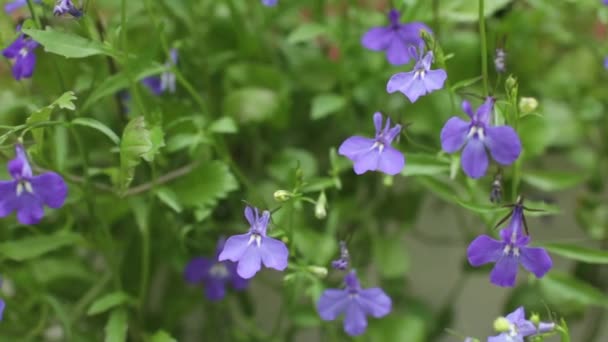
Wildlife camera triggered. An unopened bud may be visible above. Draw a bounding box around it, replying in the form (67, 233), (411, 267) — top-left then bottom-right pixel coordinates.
(530, 313), (541, 326)
(315, 192), (327, 219)
(505, 75), (517, 89)
(493, 317), (511, 333)
(307, 266), (328, 278)
(273, 190), (293, 202)
(519, 97), (538, 114)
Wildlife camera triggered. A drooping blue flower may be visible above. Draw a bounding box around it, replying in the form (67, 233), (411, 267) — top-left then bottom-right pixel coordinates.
(331, 241), (350, 270)
(2, 31), (38, 81)
(338, 112), (405, 176)
(386, 46), (447, 102)
(53, 0), (82, 18)
(467, 204), (552, 287)
(488, 307), (555, 342)
(361, 9), (431, 65)
(440, 98), (521, 179)
(317, 271), (391, 336)
(261, 0), (278, 6)
(184, 238), (249, 301)
(0, 144), (68, 225)
(218, 206), (289, 279)
(4, 0), (40, 14)
(142, 49), (178, 95)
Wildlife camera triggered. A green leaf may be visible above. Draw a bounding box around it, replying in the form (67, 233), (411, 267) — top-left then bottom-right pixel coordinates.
(105, 309), (128, 342)
(310, 94), (346, 120)
(442, 0), (514, 22)
(71, 118), (120, 145)
(539, 243), (608, 264)
(402, 153), (451, 177)
(155, 187), (183, 213)
(367, 313), (427, 342)
(0, 232), (82, 261)
(224, 88), (279, 123)
(88, 292), (133, 316)
(293, 229), (336, 265)
(54, 91), (77, 110)
(450, 75), (483, 92)
(539, 272), (608, 308)
(119, 117), (164, 191)
(26, 107), (52, 147)
(142, 125), (165, 162)
(373, 237), (409, 278)
(171, 161), (239, 209)
(455, 199), (509, 214)
(208, 117), (238, 134)
(522, 170), (586, 192)
(150, 330), (178, 342)
(415, 176), (459, 204)
(287, 23), (327, 44)
(22, 28), (117, 58)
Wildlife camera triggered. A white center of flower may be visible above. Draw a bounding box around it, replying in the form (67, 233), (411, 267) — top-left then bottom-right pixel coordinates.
(209, 263), (230, 279)
(19, 48), (28, 58)
(248, 233), (262, 247)
(16, 181), (34, 196)
(371, 141), (385, 154)
(502, 244), (520, 257)
(414, 70), (426, 80)
(468, 125), (485, 140)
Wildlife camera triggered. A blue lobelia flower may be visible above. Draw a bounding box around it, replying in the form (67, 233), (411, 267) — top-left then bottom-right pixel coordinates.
(142, 49), (178, 95)
(317, 271), (391, 336)
(488, 307), (555, 342)
(467, 203), (552, 287)
(0, 145), (68, 225)
(331, 241), (350, 270)
(53, 0), (82, 18)
(4, 0), (40, 14)
(440, 97), (521, 179)
(218, 206), (288, 279)
(2, 30), (39, 81)
(386, 46), (447, 103)
(184, 238), (249, 301)
(0, 298), (4, 321)
(261, 0), (278, 6)
(338, 112), (405, 176)
(361, 9), (431, 66)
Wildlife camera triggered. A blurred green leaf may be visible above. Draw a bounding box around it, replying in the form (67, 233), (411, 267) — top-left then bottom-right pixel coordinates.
(373, 237), (409, 278)
(88, 292), (133, 316)
(22, 28), (117, 58)
(150, 330), (178, 342)
(310, 93), (346, 120)
(155, 187), (183, 213)
(209, 117), (238, 134)
(294, 228), (336, 265)
(0, 232), (81, 261)
(450, 75), (483, 92)
(287, 23), (327, 44)
(539, 272), (608, 308)
(522, 170), (586, 192)
(71, 118), (120, 145)
(104, 308), (128, 342)
(224, 88), (279, 123)
(171, 161), (239, 209)
(367, 312), (427, 342)
(402, 153), (450, 177)
(442, 0), (514, 22)
(540, 243), (608, 264)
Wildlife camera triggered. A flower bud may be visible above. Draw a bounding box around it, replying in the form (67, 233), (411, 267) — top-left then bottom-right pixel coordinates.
(505, 75), (517, 90)
(519, 97), (538, 114)
(493, 317), (511, 333)
(307, 266), (328, 278)
(273, 190), (293, 202)
(530, 313), (541, 326)
(315, 192), (327, 219)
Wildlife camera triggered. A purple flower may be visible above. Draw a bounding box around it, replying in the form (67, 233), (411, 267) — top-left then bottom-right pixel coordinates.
(317, 271), (391, 336)
(338, 112), (405, 175)
(0, 298), (4, 321)
(494, 48), (506, 73)
(331, 241), (350, 270)
(218, 206), (289, 279)
(604, 56), (608, 70)
(361, 9), (431, 65)
(386, 46), (447, 102)
(184, 239), (249, 301)
(53, 0), (82, 18)
(4, 0), (40, 14)
(2, 32), (38, 81)
(467, 205), (552, 287)
(604, 0), (608, 5)
(142, 49), (178, 95)
(0, 145), (68, 225)
(440, 98), (521, 179)
(262, 0), (278, 6)
(489, 307), (555, 342)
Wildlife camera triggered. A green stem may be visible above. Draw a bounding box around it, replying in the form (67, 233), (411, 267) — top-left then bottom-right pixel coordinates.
(26, 0), (42, 29)
(479, 0), (489, 97)
(120, 0), (147, 117)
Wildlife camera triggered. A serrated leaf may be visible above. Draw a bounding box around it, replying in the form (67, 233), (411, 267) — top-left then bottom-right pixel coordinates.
(22, 28), (117, 58)
(209, 117), (238, 134)
(310, 94), (346, 120)
(119, 117), (163, 191)
(540, 243), (608, 264)
(522, 170), (586, 192)
(155, 187), (182, 213)
(171, 161), (239, 209)
(142, 125), (165, 162)
(71, 118), (120, 145)
(105, 309), (128, 342)
(402, 153), (451, 177)
(0, 232), (82, 261)
(540, 272), (608, 308)
(287, 23), (326, 44)
(88, 292), (133, 316)
(54, 91), (77, 110)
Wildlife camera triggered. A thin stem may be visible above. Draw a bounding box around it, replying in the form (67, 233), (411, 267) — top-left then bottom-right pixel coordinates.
(479, 0), (489, 97)
(26, 0), (42, 29)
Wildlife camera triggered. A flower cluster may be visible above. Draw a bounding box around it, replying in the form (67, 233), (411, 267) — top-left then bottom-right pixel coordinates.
(53, 0), (82, 18)
(488, 307), (555, 341)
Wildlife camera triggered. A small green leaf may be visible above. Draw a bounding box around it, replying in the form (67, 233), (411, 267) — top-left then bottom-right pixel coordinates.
(119, 117), (164, 191)
(71, 118), (120, 145)
(209, 117), (238, 134)
(310, 94), (346, 120)
(402, 153), (451, 177)
(455, 199), (509, 214)
(450, 76), (483, 92)
(540, 272), (608, 308)
(150, 330), (178, 342)
(373, 237), (409, 278)
(522, 170), (586, 192)
(54, 91), (77, 110)
(88, 292), (133, 316)
(171, 161), (239, 209)
(540, 243), (608, 264)
(224, 88), (279, 123)
(155, 187), (182, 213)
(287, 23), (326, 44)
(26, 107), (52, 147)
(0, 232), (82, 261)
(104, 309), (128, 342)
(142, 125), (165, 162)
(367, 313), (427, 342)
(22, 28), (116, 58)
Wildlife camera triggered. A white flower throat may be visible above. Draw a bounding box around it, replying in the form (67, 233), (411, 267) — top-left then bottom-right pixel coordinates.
(16, 180), (34, 196)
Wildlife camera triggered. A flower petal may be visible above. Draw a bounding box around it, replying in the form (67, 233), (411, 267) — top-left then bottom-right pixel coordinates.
(353, 150), (380, 175)
(236, 245), (262, 279)
(386, 36), (412, 65)
(505, 306), (526, 323)
(519, 247), (552, 278)
(467, 235), (504, 266)
(488, 333), (519, 342)
(218, 234), (251, 262)
(338, 136), (375, 160)
(15, 193), (44, 225)
(317, 289), (349, 320)
(343, 301), (368, 336)
(490, 255), (519, 287)
(2, 36), (24, 59)
(0, 298), (4, 321)
(485, 126), (522, 165)
(440, 117), (470, 153)
(244, 206), (256, 226)
(461, 100), (474, 117)
(184, 257), (213, 284)
(229, 265), (249, 290)
(373, 112), (383, 136)
(204, 278), (227, 301)
(13, 51), (36, 80)
(377, 146), (405, 175)
(260, 236), (289, 271)
(461, 138), (489, 179)
(361, 27), (394, 51)
(0, 181), (18, 218)
(29, 172), (67, 208)
(357, 288), (392, 318)
(422, 69), (447, 93)
(387, 71), (426, 102)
